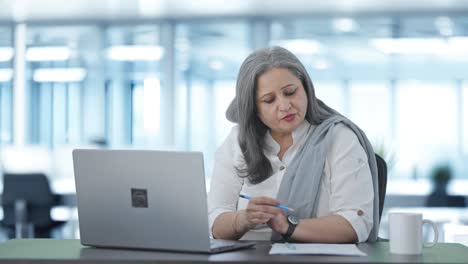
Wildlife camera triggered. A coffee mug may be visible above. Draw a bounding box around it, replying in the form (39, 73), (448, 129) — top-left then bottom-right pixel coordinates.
(388, 212), (438, 255)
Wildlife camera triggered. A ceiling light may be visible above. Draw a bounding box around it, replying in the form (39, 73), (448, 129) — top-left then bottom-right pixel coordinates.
(33, 68), (86, 82)
(0, 47), (14, 62)
(26, 46), (71, 61)
(138, 0), (164, 17)
(270, 39), (321, 55)
(370, 38), (447, 54)
(107, 45), (164, 61)
(333, 18), (358, 33)
(434, 16), (453, 37)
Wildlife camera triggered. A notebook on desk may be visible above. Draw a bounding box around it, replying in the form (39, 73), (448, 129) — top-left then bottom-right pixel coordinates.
(72, 149), (255, 253)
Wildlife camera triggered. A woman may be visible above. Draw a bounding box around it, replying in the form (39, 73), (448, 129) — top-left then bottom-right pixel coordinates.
(208, 46), (379, 243)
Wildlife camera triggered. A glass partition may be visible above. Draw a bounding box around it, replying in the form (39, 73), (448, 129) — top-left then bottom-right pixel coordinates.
(105, 25), (163, 147)
(396, 81), (458, 179)
(463, 82), (468, 156)
(271, 16), (468, 180)
(175, 21), (251, 176)
(1, 14), (467, 184)
(0, 26), (13, 144)
(349, 81), (391, 145)
(26, 25), (99, 148)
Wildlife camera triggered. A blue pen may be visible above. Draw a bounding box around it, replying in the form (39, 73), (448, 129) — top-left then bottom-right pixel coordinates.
(239, 194), (295, 212)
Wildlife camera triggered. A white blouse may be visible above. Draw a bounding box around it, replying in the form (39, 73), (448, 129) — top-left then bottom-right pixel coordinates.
(207, 121), (374, 242)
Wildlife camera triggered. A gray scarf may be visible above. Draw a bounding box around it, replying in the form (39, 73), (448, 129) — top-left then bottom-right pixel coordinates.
(271, 115), (379, 242)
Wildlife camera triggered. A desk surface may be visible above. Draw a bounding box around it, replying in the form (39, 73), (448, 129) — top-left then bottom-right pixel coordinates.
(0, 239), (467, 263)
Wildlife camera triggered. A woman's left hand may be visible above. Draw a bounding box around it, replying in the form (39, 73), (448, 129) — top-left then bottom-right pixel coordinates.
(267, 212), (289, 235)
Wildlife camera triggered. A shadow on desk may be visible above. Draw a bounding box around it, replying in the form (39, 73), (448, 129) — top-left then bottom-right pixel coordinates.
(79, 242), (468, 263)
(79, 246), (218, 261)
(1, 239), (467, 263)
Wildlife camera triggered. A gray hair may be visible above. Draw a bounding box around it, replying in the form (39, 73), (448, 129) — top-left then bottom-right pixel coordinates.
(226, 46), (337, 184)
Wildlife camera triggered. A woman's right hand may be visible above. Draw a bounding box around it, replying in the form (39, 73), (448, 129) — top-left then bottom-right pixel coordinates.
(235, 196), (285, 231)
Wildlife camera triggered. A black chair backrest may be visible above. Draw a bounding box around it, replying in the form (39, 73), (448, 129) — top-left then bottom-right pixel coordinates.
(375, 154), (388, 222)
(1, 172), (54, 228)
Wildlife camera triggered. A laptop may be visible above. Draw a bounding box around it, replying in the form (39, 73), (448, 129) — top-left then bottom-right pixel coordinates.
(72, 149), (255, 253)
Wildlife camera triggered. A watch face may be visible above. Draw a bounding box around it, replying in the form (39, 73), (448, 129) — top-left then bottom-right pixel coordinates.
(288, 215), (299, 225)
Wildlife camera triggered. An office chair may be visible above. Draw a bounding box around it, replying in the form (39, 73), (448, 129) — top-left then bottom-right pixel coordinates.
(375, 154), (388, 222)
(1, 172), (66, 238)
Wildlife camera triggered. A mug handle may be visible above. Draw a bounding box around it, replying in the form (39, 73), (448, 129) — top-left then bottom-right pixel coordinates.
(422, 219), (438, 248)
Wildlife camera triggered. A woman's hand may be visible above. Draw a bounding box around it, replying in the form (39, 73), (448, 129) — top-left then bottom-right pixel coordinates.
(267, 212), (289, 235)
(236, 196), (285, 231)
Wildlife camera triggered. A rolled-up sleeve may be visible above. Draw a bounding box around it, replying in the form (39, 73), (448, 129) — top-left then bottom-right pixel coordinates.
(207, 126), (244, 236)
(327, 124), (374, 242)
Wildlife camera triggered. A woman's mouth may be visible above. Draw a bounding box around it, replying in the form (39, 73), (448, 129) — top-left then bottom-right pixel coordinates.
(282, 114), (296, 122)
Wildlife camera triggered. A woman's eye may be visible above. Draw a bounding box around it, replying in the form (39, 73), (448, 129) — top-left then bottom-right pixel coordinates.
(264, 98), (274, 104)
(285, 89), (296, 96)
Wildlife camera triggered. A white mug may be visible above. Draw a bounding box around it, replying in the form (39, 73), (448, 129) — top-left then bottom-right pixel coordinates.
(388, 212), (438, 255)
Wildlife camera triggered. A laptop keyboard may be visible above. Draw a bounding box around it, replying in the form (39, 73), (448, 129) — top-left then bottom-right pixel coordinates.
(209, 239), (256, 253)
(210, 239), (236, 248)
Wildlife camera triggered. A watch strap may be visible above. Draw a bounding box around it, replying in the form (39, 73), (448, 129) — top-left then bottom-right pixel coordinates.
(282, 220), (296, 241)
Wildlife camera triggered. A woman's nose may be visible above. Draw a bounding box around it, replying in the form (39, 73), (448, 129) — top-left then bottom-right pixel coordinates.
(278, 98), (291, 111)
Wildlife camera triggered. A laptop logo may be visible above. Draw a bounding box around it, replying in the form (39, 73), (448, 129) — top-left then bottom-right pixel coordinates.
(131, 188), (148, 208)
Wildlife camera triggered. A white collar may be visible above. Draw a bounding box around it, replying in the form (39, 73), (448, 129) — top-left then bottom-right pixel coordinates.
(264, 120), (311, 155)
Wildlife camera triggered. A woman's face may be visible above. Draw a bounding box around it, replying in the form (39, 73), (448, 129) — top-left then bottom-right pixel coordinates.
(256, 67), (308, 138)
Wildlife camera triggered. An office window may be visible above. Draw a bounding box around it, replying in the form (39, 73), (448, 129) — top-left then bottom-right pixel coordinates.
(314, 81), (346, 115)
(270, 17), (393, 79)
(189, 81), (212, 151)
(214, 80), (236, 146)
(30, 82), (82, 146)
(0, 81), (12, 144)
(395, 81), (458, 179)
(463, 82), (468, 156)
(106, 25), (164, 147)
(175, 21), (251, 176)
(185, 79), (236, 151)
(349, 82), (391, 145)
(131, 77), (161, 146)
(0, 26), (13, 144)
(270, 19), (338, 85)
(4, 15), (466, 189)
(270, 17), (393, 116)
(26, 25), (99, 148)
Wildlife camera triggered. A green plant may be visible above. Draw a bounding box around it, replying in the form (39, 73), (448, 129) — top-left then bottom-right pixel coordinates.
(431, 164), (452, 185)
(372, 140), (396, 173)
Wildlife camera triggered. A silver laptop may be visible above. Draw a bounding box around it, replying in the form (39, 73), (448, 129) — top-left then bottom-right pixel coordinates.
(72, 149), (255, 253)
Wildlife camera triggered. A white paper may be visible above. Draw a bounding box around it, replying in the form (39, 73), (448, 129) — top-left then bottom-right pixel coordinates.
(269, 243), (367, 256)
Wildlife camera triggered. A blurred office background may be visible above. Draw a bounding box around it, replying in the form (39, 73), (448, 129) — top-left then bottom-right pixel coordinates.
(0, 0), (467, 243)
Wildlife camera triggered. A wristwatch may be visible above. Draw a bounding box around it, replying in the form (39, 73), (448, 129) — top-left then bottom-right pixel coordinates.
(282, 214), (299, 242)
